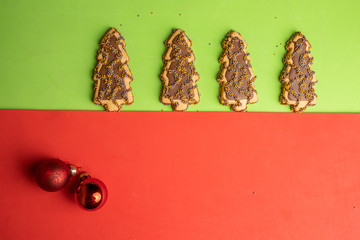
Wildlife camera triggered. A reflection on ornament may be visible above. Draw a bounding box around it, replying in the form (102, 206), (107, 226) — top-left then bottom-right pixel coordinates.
(75, 173), (108, 211)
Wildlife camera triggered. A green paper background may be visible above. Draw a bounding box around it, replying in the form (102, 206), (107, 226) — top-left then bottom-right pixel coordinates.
(0, 0), (359, 112)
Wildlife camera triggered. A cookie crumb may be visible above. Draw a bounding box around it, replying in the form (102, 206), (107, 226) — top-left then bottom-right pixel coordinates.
(179, 13), (182, 16)
(151, 12), (154, 15)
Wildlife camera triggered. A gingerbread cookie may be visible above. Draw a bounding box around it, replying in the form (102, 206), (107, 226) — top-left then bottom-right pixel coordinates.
(160, 29), (200, 111)
(280, 32), (317, 112)
(93, 28), (134, 111)
(217, 31), (257, 112)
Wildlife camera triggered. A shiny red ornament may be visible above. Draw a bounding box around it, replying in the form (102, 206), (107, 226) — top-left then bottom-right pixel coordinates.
(75, 173), (108, 211)
(35, 159), (71, 192)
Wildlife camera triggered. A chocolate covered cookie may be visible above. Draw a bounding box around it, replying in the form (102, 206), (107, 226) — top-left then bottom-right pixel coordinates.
(280, 32), (317, 112)
(93, 28), (134, 111)
(217, 31), (257, 112)
(160, 29), (200, 111)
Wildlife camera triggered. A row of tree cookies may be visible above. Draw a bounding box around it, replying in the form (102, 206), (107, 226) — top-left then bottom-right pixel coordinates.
(93, 28), (317, 112)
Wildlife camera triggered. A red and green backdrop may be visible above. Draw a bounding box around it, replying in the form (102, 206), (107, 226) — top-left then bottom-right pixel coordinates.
(1, 0), (360, 239)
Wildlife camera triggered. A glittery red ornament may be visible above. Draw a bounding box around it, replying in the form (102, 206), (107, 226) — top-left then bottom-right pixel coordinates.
(75, 173), (108, 211)
(35, 159), (71, 192)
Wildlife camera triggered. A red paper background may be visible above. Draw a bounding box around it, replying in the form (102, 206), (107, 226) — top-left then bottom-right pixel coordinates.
(1, 110), (360, 240)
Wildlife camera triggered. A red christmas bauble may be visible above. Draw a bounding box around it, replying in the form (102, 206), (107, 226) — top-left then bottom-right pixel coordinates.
(35, 159), (71, 192)
(75, 173), (108, 211)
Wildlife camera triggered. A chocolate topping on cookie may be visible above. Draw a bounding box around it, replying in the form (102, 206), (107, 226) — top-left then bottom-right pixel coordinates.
(93, 28), (134, 111)
(217, 31), (257, 112)
(160, 29), (200, 111)
(280, 32), (317, 112)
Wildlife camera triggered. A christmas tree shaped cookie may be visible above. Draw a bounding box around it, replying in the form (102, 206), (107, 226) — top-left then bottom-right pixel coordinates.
(160, 29), (200, 111)
(93, 28), (134, 111)
(280, 32), (317, 112)
(217, 31), (257, 112)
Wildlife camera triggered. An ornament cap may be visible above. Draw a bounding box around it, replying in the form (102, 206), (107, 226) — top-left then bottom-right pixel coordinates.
(69, 165), (77, 176)
(79, 172), (91, 182)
